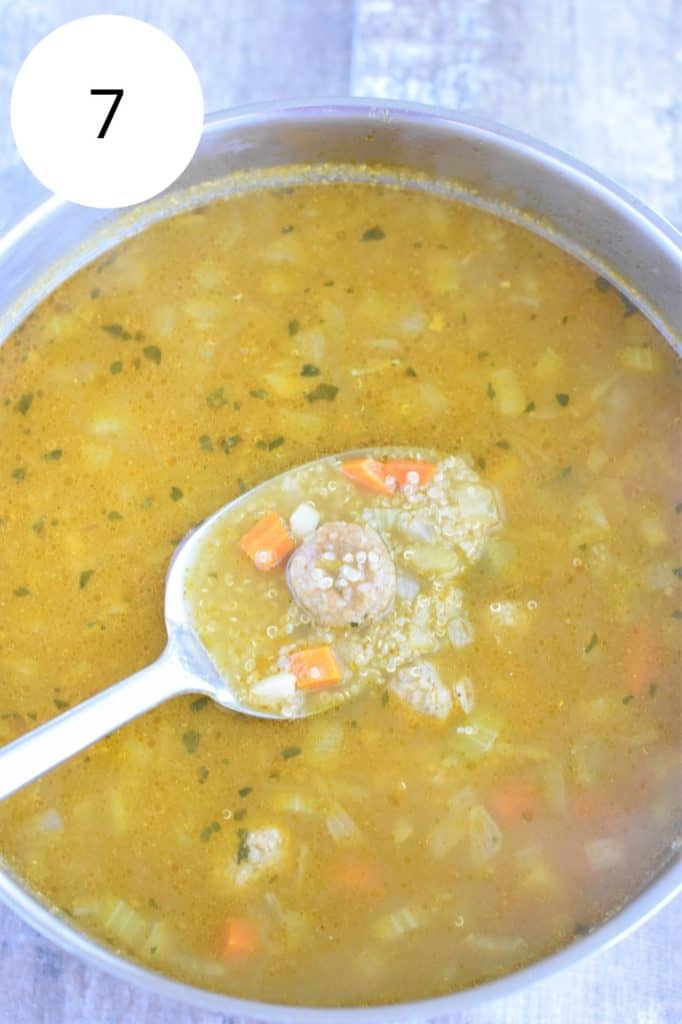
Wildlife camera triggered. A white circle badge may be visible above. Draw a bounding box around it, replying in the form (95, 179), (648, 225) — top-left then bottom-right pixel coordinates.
(10, 15), (204, 209)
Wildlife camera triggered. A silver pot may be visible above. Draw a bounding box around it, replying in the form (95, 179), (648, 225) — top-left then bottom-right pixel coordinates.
(0, 100), (680, 1022)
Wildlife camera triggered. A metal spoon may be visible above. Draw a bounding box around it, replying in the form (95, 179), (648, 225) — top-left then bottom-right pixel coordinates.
(0, 446), (431, 801)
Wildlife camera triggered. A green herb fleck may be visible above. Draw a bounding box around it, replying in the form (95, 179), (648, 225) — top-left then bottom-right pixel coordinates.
(555, 393), (570, 406)
(200, 821), (221, 842)
(477, 456), (487, 470)
(182, 729), (201, 754)
(495, 440), (511, 450)
(43, 449), (62, 461)
(14, 586), (30, 597)
(673, 610), (682, 620)
(282, 745), (301, 760)
(524, 401), (536, 413)
(323, 280), (335, 287)
(17, 393), (33, 415)
(306, 382), (338, 403)
(594, 276), (610, 293)
(54, 697), (69, 710)
(675, 502), (682, 515)
(281, 224), (295, 234)
(301, 363), (320, 377)
(170, 486), (183, 502)
(361, 226), (385, 241)
(31, 518), (45, 535)
(672, 567), (682, 579)
(557, 465), (572, 480)
(195, 434), (212, 453)
(584, 633), (599, 654)
(206, 387), (228, 408)
(197, 766), (209, 784)
(477, 351), (489, 360)
(288, 319), (300, 336)
(238, 786), (253, 798)
(12, 467), (27, 481)
(250, 388), (267, 399)
(267, 435), (284, 450)
(221, 435), (242, 453)
(190, 695), (210, 713)
(107, 510), (123, 521)
(143, 345), (161, 365)
(381, 690), (390, 706)
(405, 366), (418, 378)
(487, 382), (496, 399)
(574, 922), (589, 936)
(649, 683), (657, 698)
(110, 361), (123, 375)
(79, 570), (94, 590)
(101, 323), (131, 340)
(90, 288), (100, 300)
(622, 694), (634, 705)
(236, 828), (249, 862)
(233, 808), (247, 821)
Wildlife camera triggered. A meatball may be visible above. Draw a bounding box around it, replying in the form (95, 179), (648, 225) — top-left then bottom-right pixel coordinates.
(287, 521), (396, 627)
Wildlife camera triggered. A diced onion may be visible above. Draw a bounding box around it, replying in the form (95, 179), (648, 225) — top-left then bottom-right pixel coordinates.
(289, 502), (320, 539)
(468, 805), (503, 866)
(454, 676), (476, 715)
(584, 837), (625, 872)
(373, 905), (421, 941)
(250, 672), (297, 706)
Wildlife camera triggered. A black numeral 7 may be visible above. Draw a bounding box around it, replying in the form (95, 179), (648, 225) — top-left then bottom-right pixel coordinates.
(90, 89), (124, 139)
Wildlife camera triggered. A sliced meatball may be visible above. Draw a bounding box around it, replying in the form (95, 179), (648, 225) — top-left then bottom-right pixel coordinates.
(229, 826), (288, 888)
(389, 660), (453, 719)
(287, 521), (396, 627)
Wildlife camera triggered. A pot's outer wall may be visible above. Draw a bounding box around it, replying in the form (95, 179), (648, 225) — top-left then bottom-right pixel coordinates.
(0, 102), (680, 1023)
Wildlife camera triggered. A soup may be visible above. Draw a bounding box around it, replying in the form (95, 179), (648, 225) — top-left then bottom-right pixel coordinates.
(0, 179), (679, 1007)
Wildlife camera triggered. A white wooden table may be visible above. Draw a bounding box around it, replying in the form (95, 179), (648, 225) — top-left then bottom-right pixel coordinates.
(1, 3), (680, 1023)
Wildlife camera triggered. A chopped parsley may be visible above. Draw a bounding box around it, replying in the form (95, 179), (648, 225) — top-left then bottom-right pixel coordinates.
(221, 435), (242, 453)
(622, 694), (634, 705)
(110, 361), (123, 375)
(238, 786), (253, 798)
(524, 401), (536, 413)
(190, 695), (210, 713)
(14, 586), (31, 597)
(200, 821), (221, 842)
(361, 226), (385, 241)
(17, 393), (33, 415)
(206, 387), (228, 408)
(301, 363), (320, 377)
(288, 319), (300, 336)
(584, 633), (599, 654)
(280, 224), (295, 234)
(170, 486), (183, 502)
(107, 510), (123, 521)
(555, 393), (570, 406)
(486, 382), (496, 399)
(236, 828), (249, 862)
(31, 518), (45, 535)
(79, 570), (94, 590)
(101, 323), (131, 340)
(12, 467), (27, 481)
(405, 366), (418, 378)
(672, 567), (682, 579)
(43, 449), (62, 461)
(250, 388), (267, 399)
(306, 382), (338, 402)
(199, 434), (213, 452)
(143, 345), (161, 365)
(381, 690), (390, 706)
(197, 766), (209, 784)
(182, 729), (201, 754)
(54, 697), (69, 710)
(282, 745), (301, 760)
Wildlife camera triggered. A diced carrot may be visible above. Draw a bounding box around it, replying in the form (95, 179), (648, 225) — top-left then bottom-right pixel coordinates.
(339, 458), (396, 496)
(623, 624), (659, 695)
(289, 645), (343, 690)
(490, 781), (537, 822)
(332, 856), (384, 896)
(219, 916), (259, 959)
(385, 459), (436, 489)
(239, 511), (296, 571)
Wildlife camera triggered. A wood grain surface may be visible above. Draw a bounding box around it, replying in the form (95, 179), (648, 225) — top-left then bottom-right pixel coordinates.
(0, 2), (680, 1023)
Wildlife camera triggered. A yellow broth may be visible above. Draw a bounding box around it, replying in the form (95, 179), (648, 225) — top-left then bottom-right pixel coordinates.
(0, 181), (680, 1007)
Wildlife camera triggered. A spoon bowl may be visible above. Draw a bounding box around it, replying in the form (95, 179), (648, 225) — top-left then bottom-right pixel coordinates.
(0, 446), (434, 801)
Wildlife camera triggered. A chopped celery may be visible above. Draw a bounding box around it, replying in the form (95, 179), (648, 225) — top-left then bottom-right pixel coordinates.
(103, 897), (149, 950)
(450, 708), (502, 759)
(373, 905), (422, 941)
(468, 805), (503, 866)
(490, 367), (527, 416)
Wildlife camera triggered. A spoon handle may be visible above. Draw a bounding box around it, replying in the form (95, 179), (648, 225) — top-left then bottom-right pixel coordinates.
(0, 645), (199, 802)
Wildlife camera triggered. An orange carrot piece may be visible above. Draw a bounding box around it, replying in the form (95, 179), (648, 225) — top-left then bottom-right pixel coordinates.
(385, 459), (436, 488)
(289, 645), (343, 690)
(332, 856), (384, 896)
(239, 511), (296, 571)
(339, 457), (396, 496)
(490, 782), (537, 822)
(219, 916), (259, 959)
(623, 624), (659, 695)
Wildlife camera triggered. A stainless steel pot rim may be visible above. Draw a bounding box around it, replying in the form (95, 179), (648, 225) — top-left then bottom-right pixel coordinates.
(0, 97), (680, 1021)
